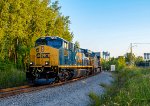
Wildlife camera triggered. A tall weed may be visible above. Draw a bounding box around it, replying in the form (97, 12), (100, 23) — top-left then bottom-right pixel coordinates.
(89, 67), (150, 106)
(0, 62), (27, 89)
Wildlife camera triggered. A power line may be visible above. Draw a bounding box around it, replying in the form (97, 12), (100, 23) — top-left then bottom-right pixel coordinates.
(130, 43), (150, 54)
(133, 43), (150, 45)
(130, 43), (150, 65)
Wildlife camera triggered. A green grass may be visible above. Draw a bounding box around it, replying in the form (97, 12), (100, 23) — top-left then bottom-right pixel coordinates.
(0, 63), (27, 89)
(89, 67), (150, 106)
(89, 92), (101, 106)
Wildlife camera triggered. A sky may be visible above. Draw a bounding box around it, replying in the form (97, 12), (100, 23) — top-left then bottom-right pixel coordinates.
(52, 0), (150, 57)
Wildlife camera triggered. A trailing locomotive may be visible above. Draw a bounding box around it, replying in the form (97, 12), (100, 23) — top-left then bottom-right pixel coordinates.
(26, 36), (101, 84)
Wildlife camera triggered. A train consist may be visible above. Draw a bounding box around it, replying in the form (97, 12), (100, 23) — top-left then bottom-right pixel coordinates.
(26, 36), (101, 84)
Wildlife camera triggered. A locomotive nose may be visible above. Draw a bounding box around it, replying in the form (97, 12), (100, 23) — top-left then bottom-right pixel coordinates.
(32, 45), (51, 66)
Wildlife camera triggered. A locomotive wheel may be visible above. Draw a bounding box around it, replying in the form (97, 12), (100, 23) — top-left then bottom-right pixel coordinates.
(86, 69), (90, 76)
(64, 71), (70, 81)
(69, 70), (74, 80)
(55, 76), (60, 83)
(58, 70), (73, 82)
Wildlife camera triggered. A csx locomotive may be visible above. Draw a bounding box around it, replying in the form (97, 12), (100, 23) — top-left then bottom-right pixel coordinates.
(26, 36), (101, 84)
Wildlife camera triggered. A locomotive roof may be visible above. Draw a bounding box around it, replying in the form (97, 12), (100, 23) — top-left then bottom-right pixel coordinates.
(39, 36), (69, 43)
(37, 36), (99, 55)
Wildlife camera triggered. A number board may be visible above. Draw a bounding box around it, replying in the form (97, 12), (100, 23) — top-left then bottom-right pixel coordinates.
(36, 53), (50, 58)
(41, 53), (50, 58)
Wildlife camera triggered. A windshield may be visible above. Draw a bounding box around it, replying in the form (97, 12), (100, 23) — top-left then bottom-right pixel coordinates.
(48, 39), (62, 49)
(35, 39), (47, 47)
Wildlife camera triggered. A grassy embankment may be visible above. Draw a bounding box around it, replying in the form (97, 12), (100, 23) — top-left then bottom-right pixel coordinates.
(0, 62), (27, 89)
(89, 67), (150, 106)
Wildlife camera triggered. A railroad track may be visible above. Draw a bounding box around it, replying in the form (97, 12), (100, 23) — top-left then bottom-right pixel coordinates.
(0, 72), (101, 99)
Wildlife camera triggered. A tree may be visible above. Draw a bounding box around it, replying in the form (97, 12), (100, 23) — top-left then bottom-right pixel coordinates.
(125, 53), (136, 65)
(117, 56), (126, 70)
(75, 41), (80, 48)
(135, 56), (144, 66)
(0, 0), (74, 69)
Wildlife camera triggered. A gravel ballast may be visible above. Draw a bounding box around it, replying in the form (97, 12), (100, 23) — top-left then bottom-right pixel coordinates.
(0, 71), (114, 106)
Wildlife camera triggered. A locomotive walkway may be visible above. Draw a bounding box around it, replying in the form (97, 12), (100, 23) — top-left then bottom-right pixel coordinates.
(0, 71), (113, 106)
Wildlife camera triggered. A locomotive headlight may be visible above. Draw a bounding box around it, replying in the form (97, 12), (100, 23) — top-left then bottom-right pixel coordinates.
(30, 62), (33, 65)
(45, 61), (49, 65)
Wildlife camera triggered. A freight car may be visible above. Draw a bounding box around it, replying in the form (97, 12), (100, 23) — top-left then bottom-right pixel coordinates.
(26, 36), (101, 84)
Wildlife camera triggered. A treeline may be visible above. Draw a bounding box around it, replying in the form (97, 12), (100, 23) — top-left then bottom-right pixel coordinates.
(0, 0), (73, 69)
(101, 53), (145, 71)
(101, 56), (126, 71)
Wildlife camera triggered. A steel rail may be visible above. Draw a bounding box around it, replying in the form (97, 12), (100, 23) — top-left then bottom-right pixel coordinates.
(0, 72), (101, 99)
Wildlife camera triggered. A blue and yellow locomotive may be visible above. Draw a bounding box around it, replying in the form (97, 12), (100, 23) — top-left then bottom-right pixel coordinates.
(26, 36), (101, 84)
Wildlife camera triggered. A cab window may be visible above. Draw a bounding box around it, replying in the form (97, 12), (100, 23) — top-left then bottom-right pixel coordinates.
(35, 39), (47, 47)
(63, 41), (68, 49)
(48, 39), (62, 49)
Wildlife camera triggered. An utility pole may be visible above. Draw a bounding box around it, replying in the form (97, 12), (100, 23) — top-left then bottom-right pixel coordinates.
(130, 43), (132, 54)
(130, 43), (133, 65)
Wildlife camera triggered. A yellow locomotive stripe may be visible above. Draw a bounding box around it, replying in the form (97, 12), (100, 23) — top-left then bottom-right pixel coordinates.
(59, 65), (93, 69)
(30, 66), (44, 67)
(30, 65), (93, 69)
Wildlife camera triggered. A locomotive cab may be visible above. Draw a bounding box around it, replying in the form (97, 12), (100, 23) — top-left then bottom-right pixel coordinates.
(30, 37), (60, 66)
